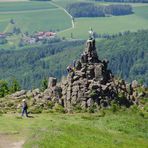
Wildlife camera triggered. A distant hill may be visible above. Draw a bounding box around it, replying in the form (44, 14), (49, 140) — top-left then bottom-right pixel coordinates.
(0, 30), (147, 89)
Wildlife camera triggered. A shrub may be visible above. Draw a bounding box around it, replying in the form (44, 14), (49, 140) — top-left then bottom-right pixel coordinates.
(7, 102), (14, 107)
(139, 111), (145, 118)
(47, 101), (54, 109)
(29, 106), (42, 114)
(89, 90), (98, 98)
(98, 110), (106, 117)
(88, 104), (98, 113)
(73, 104), (83, 113)
(110, 101), (120, 113)
(53, 104), (65, 113)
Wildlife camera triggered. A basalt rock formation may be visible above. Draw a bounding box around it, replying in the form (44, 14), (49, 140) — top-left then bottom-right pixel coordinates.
(60, 38), (136, 111)
(4, 38), (147, 113)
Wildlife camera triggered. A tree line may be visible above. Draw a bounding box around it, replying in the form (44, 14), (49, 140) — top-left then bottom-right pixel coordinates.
(0, 78), (20, 98)
(97, 29), (148, 86)
(0, 40), (84, 89)
(66, 2), (133, 17)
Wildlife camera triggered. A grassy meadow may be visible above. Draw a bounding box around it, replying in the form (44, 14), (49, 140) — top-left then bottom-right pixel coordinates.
(0, 1), (72, 33)
(0, 1), (56, 12)
(0, 0), (148, 36)
(0, 9), (72, 33)
(0, 0), (148, 39)
(0, 110), (148, 148)
(58, 5), (148, 39)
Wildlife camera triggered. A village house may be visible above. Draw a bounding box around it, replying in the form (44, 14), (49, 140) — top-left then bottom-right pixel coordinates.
(35, 31), (56, 40)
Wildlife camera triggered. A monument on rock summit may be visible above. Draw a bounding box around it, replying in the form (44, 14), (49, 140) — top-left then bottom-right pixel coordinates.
(61, 37), (115, 110)
(9, 31), (143, 113)
(60, 30), (134, 111)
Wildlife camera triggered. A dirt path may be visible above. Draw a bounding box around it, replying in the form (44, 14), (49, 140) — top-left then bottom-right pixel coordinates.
(0, 134), (24, 148)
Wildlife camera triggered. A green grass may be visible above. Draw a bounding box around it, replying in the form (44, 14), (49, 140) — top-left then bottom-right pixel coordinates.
(0, 9), (72, 33)
(58, 5), (148, 39)
(0, 1), (57, 12)
(0, 111), (147, 148)
(0, 1), (148, 39)
(0, 20), (8, 32)
(0, 1), (72, 34)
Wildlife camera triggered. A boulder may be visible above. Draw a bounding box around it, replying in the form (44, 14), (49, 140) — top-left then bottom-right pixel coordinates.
(11, 90), (26, 98)
(87, 98), (94, 107)
(132, 80), (138, 88)
(48, 77), (57, 88)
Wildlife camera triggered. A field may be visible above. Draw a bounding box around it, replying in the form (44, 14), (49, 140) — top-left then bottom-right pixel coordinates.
(0, 1), (56, 12)
(0, 110), (147, 148)
(0, 9), (72, 34)
(0, 0), (148, 39)
(58, 5), (148, 39)
(0, 1), (72, 33)
(0, 1), (148, 37)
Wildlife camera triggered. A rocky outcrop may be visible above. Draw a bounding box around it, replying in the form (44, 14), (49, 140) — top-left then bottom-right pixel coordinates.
(60, 38), (144, 111)
(7, 38), (147, 113)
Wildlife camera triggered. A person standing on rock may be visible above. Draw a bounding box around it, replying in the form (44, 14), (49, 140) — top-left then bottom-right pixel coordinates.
(22, 99), (28, 117)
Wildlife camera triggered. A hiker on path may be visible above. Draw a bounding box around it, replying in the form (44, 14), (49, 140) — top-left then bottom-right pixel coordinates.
(22, 99), (28, 117)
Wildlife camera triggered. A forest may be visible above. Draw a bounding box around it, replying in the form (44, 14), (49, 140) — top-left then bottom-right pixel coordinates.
(66, 2), (133, 17)
(0, 30), (147, 89)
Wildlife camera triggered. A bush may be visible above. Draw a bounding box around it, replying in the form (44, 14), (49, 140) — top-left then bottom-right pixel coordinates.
(130, 105), (139, 113)
(53, 104), (65, 113)
(89, 90), (98, 98)
(88, 104), (98, 113)
(110, 101), (120, 113)
(139, 111), (144, 118)
(99, 110), (106, 117)
(7, 102), (14, 107)
(73, 104), (84, 113)
(47, 101), (54, 109)
(29, 106), (42, 114)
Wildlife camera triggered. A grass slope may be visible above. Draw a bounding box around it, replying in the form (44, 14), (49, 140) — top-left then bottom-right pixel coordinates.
(0, 1), (72, 33)
(0, 111), (147, 148)
(0, 1), (56, 12)
(0, 1), (148, 38)
(58, 5), (148, 39)
(0, 9), (72, 33)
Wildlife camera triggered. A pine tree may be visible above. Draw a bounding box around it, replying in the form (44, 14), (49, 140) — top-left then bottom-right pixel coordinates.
(41, 78), (48, 91)
(10, 78), (21, 93)
(0, 80), (9, 98)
